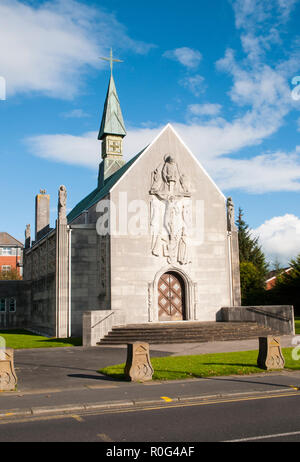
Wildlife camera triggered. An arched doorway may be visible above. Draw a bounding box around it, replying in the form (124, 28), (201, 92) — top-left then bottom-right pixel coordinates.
(158, 271), (186, 321)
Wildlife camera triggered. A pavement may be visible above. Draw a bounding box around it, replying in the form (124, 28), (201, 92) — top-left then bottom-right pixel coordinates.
(1, 335), (300, 420)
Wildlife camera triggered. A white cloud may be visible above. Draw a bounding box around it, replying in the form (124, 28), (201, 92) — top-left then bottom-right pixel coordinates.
(188, 104), (222, 117)
(163, 47), (202, 69)
(232, 0), (297, 30)
(179, 75), (205, 96)
(210, 148), (300, 193)
(25, 127), (163, 169)
(25, 131), (99, 168)
(61, 109), (90, 119)
(252, 214), (300, 265)
(0, 0), (153, 98)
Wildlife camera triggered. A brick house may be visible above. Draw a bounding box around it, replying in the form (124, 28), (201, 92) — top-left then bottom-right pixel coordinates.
(265, 267), (293, 290)
(0, 232), (24, 277)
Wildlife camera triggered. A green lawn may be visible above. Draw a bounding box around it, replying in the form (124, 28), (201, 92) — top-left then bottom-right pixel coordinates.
(295, 317), (300, 334)
(0, 330), (81, 349)
(0, 318), (299, 353)
(99, 348), (300, 381)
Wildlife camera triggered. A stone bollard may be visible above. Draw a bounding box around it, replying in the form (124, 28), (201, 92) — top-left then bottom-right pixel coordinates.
(124, 342), (154, 382)
(0, 348), (18, 391)
(257, 336), (285, 370)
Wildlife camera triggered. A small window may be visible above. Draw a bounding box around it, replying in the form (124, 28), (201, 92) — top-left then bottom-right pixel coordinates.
(2, 265), (11, 272)
(0, 299), (6, 312)
(9, 298), (16, 312)
(1, 247), (13, 256)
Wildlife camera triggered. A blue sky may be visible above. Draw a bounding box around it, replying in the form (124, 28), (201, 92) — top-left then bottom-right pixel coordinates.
(0, 0), (300, 266)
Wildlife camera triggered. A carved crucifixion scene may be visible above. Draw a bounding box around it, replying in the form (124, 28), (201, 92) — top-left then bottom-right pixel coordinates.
(150, 154), (192, 265)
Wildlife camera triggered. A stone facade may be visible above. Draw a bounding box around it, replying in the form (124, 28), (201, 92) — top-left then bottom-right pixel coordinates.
(107, 125), (239, 325)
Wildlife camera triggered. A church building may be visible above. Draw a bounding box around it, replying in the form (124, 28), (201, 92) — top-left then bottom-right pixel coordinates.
(21, 61), (241, 339)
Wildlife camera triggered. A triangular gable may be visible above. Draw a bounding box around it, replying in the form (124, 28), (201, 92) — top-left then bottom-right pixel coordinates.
(109, 123), (226, 201)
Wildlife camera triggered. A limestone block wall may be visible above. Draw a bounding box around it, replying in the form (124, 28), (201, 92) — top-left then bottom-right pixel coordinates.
(70, 225), (110, 336)
(22, 231), (57, 336)
(221, 306), (295, 335)
(0, 281), (31, 329)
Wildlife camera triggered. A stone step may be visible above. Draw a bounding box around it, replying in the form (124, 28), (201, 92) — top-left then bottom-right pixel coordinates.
(110, 323), (263, 332)
(99, 321), (279, 345)
(108, 325), (272, 333)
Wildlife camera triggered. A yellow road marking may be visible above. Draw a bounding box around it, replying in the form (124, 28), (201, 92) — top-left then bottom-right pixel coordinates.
(97, 433), (113, 442)
(0, 390), (299, 425)
(160, 396), (173, 402)
(71, 415), (84, 422)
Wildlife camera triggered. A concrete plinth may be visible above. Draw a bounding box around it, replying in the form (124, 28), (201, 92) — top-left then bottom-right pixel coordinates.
(0, 349), (17, 391)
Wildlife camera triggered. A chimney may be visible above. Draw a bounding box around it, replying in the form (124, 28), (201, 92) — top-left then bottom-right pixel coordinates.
(35, 189), (50, 241)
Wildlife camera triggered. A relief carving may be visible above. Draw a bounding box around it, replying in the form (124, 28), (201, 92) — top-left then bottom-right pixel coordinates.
(124, 342), (154, 382)
(150, 154), (192, 265)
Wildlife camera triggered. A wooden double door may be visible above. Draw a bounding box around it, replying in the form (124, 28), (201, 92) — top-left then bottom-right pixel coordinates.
(158, 272), (186, 321)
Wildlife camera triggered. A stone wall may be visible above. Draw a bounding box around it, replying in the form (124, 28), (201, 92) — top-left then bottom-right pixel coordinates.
(23, 231), (57, 336)
(82, 310), (115, 346)
(70, 225), (109, 337)
(220, 305), (295, 335)
(0, 281), (31, 329)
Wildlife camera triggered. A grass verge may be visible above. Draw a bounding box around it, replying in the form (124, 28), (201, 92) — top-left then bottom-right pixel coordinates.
(0, 330), (81, 349)
(99, 348), (300, 381)
(295, 317), (300, 334)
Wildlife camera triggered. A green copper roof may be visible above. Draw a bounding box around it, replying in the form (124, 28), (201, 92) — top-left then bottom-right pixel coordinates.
(98, 74), (126, 140)
(67, 148), (146, 224)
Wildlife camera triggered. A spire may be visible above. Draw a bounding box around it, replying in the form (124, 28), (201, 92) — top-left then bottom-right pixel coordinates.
(97, 49), (126, 187)
(98, 74), (126, 140)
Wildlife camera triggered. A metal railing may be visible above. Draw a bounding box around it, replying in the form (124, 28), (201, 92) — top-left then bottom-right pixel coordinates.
(91, 311), (115, 329)
(245, 307), (291, 323)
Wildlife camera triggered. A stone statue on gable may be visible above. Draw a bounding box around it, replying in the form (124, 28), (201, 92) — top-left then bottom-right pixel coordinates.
(58, 185), (67, 220)
(227, 197), (236, 232)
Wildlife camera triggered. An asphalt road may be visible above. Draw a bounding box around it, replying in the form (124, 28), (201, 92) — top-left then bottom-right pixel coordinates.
(1, 391), (300, 443)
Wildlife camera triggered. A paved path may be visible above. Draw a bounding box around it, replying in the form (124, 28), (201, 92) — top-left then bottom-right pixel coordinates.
(0, 335), (298, 421)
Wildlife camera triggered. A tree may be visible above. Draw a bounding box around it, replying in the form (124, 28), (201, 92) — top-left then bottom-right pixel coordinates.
(0, 269), (22, 280)
(237, 208), (268, 304)
(237, 208), (268, 276)
(267, 254), (300, 315)
(240, 261), (266, 304)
